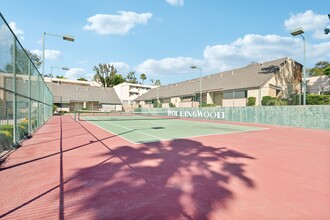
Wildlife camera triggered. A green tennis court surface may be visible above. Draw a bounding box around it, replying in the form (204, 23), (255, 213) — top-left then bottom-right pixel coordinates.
(80, 114), (266, 144)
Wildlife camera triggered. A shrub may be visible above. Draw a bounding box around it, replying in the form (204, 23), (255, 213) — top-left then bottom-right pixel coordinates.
(262, 96), (287, 106)
(281, 98), (289, 105)
(53, 104), (58, 113)
(247, 97), (256, 106)
(201, 103), (216, 107)
(289, 94), (302, 105)
(261, 96), (272, 106)
(306, 94), (330, 105)
(169, 103), (176, 108)
(0, 130), (13, 151)
(0, 124), (13, 133)
(152, 100), (162, 108)
(267, 98), (282, 106)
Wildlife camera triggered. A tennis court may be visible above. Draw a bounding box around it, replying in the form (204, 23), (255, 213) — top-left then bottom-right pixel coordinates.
(77, 111), (266, 144)
(1, 114), (330, 220)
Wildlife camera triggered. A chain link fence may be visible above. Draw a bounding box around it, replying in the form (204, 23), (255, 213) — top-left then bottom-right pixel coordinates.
(0, 13), (53, 153)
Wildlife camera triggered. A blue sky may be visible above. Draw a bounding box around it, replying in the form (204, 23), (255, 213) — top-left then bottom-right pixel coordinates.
(1, 0), (329, 85)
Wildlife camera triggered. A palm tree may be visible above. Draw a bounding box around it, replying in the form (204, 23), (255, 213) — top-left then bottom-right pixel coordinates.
(126, 71), (138, 84)
(140, 73), (147, 84)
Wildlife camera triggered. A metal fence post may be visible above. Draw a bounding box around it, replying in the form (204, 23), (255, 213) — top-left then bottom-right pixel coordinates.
(12, 38), (18, 145)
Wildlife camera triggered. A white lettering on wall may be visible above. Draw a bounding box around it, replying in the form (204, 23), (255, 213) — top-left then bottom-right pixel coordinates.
(167, 109), (225, 119)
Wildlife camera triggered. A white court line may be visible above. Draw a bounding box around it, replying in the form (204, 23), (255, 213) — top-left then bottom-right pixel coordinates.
(84, 116), (269, 144)
(102, 120), (164, 140)
(83, 120), (136, 144)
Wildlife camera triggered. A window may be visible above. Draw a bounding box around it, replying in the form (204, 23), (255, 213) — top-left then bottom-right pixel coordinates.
(234, 90), (247, 99)
(223, 92), (233, 99)
(223, 90), (247, 99)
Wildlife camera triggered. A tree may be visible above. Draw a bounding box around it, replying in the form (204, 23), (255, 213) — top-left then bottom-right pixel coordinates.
(56, 75), (67, 79)
(324, 66), (330, 75)
(77, 77), (88, 81)
(140, 73), (147, 84)
(111, 74), (125, 85)
(155, 79), (161, 86)
(3, 46), (42, 73)
(93, 63), (125, 87)
(26, 49), (42, 69)
(308, 61), (330, 76)
(126, 71), (138, 84)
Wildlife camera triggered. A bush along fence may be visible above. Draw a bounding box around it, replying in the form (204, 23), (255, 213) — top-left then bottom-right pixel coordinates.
(0, 13), (53, 154)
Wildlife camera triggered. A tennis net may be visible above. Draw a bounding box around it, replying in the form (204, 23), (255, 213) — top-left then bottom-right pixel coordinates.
(75, 110), (177, 122)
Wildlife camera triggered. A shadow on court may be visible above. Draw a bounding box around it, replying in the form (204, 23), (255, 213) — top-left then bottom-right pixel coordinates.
(62, 129), (256, 219)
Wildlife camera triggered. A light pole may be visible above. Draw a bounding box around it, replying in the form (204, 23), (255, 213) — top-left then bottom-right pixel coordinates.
(42, 32), (74, 77)
(50, 66), (69, 78)
(190, 65), (202, 107)
(291, 27), (306, 105)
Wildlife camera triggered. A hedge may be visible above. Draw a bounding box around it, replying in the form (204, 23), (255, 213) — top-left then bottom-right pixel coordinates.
(306, 94), (330, 105)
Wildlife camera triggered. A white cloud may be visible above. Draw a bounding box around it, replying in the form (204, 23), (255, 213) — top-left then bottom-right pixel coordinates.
(284, 10), (330, 39)
(166, 0), (184, 7)
(136, 57), (202, 79)
(64, 68), (92, 80)
(203, 34), (296, 72)
(30, 49), (61, 60)
(0, 24), (11, 45)
(109, 61), (131, 74)
(135, 33), (330, 84)
(84, 11), (152, 35)
(0, 22), (24, 45)
(9, 22), (24, 41)
(305, 41), (330, 64)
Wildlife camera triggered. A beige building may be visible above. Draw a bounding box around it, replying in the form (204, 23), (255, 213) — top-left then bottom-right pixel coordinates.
(307, 75), (330, 94)
(46, 78), (122, 112)
(135, 57), (302, 107)
(113, 82), (156, 111)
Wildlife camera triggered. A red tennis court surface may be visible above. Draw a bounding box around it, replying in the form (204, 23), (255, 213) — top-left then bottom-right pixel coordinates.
(0, 115), (329, 220)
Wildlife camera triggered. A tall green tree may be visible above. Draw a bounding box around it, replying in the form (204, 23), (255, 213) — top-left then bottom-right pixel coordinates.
(308, 61), (330, 76)
(112, 74), (125, 85)
(93, 63), (125, 87)
(140, 73), (147, 84)
(77, 77), (88, 81)
(126, 71), (138, 84)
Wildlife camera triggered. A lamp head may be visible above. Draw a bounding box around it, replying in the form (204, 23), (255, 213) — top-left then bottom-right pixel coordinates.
(63, 35), (74, 42)
(290, 27), (304, 36)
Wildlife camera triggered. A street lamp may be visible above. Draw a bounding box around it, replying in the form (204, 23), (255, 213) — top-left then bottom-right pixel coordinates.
(42, 32), (74, 77)
(290, 27), (306, 105)
(50, 66), (69, 78)
(190, 65), (202, 107)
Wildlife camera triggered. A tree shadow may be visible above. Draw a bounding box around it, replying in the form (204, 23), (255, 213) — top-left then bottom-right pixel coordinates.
(63, 138), (256, 219)
(258, 65), (280, 74)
